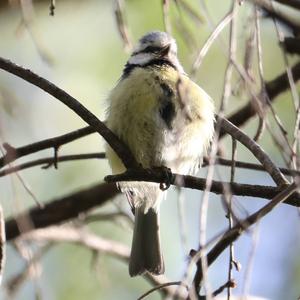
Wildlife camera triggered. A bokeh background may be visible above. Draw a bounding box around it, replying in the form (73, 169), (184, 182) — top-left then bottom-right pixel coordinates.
(0, 0), (299, 299)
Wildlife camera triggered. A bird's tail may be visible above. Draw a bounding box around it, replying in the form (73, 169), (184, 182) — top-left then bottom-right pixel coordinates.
(129, 207), (164, 276)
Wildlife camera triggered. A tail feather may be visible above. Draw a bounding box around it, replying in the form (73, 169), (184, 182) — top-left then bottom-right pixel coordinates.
(129, 207), (164, 277)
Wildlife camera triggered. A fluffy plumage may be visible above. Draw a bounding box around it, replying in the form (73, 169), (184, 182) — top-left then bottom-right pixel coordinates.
(105, 31), (214, 276)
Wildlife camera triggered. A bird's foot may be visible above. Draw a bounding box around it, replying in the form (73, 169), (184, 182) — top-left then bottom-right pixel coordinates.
(151, 165), (173, 191)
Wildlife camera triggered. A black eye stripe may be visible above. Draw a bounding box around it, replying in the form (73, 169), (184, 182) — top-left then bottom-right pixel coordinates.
(140, 46), (162, 53)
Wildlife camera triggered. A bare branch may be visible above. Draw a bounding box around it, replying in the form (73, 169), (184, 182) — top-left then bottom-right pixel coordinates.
(213, 157), (300, 177)
(252, 0), (300, 36)
(19, 226), (187, 299)
(20, 226), (130, 258)
(114, 0), (132, 52)
(226, 61), (300, 133)
(105, 168), (300, 206)
(192, 180), (299, 293)
(5, 182), (119, 241)
(274, 0), (300, 10)
(0, 153), (105, 177)
(0, 126), (94, 169)
(0, 57), (138, 169)
(137, 281), (185, 300)
(191, 11), (233, 76)
(219, 116), (289, 186)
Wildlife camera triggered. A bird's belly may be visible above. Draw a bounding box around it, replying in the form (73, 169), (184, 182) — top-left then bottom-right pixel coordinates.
(159, 126), (204, 175)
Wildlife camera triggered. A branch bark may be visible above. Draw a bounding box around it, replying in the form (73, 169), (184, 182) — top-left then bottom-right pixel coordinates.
(5, 182), (118, 241)
(105, 168), (300, 206)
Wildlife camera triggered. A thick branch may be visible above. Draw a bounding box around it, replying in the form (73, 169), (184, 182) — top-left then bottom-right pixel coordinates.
(6, 171), (300, 242)
(274, 0), (300, 10)
(0, 57), (137, 169)
(283, 37), (300, 55)
(5, 182), (118, 240)
(105, 168), (300, 206)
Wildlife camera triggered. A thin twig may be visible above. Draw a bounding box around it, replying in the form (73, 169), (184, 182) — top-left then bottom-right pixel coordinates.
(190, 12), (233, 77)
(193, 180), (299, 287)
(19, 226), (187, 299)
(227, 138), (237, 300)
(0, 153), (105, 177)
(5, 244), (51, 297)
(177, 188), (189, 255)
(241, 224), (260, 298)
(114, 0), (132, 52)
(213, 157), (300, 177)
(137, 281), (186, 300)
(0, 206), (5, 286)
(218, 116), (289, 186)
(49, 0), (55, 16)
(0, 126), (94, 169)
(198, 280), (236, 299)
(162, 0), (171, 34)
(225, 60), (300, 134)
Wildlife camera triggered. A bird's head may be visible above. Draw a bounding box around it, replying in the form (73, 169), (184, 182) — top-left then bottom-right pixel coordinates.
(128, 31), (184, 73)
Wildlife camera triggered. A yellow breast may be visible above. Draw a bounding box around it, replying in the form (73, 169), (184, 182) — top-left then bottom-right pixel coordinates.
(105, 65), (214, 175)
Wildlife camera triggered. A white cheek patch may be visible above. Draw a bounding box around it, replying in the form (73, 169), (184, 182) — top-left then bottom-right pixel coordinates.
(128, 53), (154, 65)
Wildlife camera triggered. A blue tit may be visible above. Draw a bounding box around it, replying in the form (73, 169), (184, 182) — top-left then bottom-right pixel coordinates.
(105, 31), (215, 276)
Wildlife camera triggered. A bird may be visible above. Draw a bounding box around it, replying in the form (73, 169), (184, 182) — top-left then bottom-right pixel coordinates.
(105, 31), (215, 277)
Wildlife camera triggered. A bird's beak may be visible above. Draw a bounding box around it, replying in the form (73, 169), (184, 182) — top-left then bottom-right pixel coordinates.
(159, 44), (171, 57)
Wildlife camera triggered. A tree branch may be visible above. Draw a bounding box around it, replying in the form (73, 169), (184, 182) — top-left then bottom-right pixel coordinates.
(251, 0), (300, 36)
(218, 116), (288, 186)
(0, 153), (105, 177)
(5, 182), (118, 241)
(282, 37), (300, 55)
(0, 57), (138, 169)
(192, 180), (299, 293)
(1, 60), (299, 170)
(213, 157), (300, 177)
(5, 171), (300, 242)
(104, 168), (300, 206)
(0, 126), (94, 169)
(18, 226), (187, 299)
(274, 0), (300, 10)
(226, 60), (300, 132)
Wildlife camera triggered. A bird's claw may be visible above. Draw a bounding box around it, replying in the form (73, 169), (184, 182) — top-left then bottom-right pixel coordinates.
(151, 166), (172, 191)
